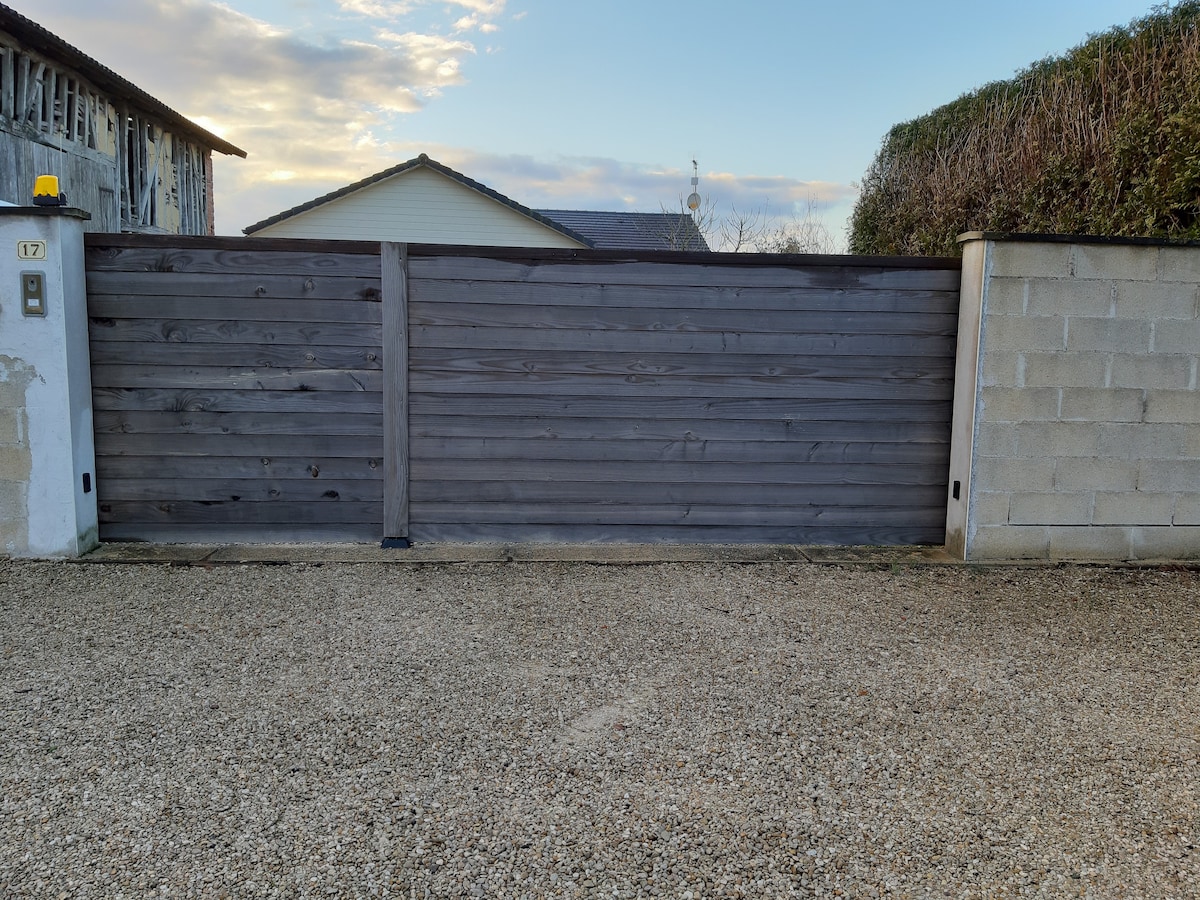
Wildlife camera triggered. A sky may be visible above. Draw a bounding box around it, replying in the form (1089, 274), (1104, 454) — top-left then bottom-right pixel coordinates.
(25, 0), (1166, 247)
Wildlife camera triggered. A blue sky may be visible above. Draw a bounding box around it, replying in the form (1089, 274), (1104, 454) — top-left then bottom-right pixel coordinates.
(29, 0), (1163, 245)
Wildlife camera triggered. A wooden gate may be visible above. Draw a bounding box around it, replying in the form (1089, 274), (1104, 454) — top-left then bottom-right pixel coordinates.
(85, 236), (960, 545)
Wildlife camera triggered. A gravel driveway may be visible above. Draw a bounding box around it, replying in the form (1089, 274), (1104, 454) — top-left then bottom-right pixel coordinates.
(1, 558), (1197, 898)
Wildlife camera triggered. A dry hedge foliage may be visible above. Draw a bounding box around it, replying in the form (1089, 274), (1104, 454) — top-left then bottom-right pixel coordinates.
(849, 2), (1200, 256)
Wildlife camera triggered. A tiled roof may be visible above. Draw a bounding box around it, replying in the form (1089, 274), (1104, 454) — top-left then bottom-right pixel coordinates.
(0, 3), (245, 157)
(244, 154), (593, 245)
(536, 210), (711, 252)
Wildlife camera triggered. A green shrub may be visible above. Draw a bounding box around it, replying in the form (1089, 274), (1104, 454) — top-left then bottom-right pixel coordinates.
(849, 2), (1200, 256)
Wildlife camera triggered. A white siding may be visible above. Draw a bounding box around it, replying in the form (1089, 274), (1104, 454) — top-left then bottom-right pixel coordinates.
(252, 167), (586, 248)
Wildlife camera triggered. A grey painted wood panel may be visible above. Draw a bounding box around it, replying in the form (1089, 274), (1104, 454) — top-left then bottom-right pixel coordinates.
(97, 456), (384, 480)
(100, 523), (382, 543)
(98, 500), (383, 525)
(92, 365), (382, 392)
(99, 478), (384, 503)
(93, 388), (382, 413)
(89, 342), (384, 370)
(89, 295), (383, 323)
(86, 272), (383, 301)
(94, 410), (384, 436)
(382, 241), (409, 539)
(407, 523), (949, 545)
(89, 317), (379, 348)
(99, 433), (383, 457)
(85, 245), (382, 277)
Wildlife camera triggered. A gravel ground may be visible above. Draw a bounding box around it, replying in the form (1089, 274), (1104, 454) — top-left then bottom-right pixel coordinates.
(1, 559), (1198, 899)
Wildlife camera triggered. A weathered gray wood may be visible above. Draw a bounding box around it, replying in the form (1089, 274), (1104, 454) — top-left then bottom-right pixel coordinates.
(408, 395), (951, 422)
(382, 242), (409, 540)
(100, 523), (382, 543)
(86, 271), (383, 301)
(84, 245), (382, 277)
(91, 365), (382, 392)
(89, 318), (379, 347)
(92, 388), (382, 413)
(94, 410), (384, 436)
(89, 342), (383, 370)
(98, 432), (382, 457)
(407, 256), (961, 290)
(408, 349), (955, 379)
(410, 415), (950, 443)
(88, 295), (383, 323)
(413, 325), (957, 358)
(408, 301), (957, 336)
(97, 456), (384, 481)
(410, 279), (960, 313)
(407, 523), (948, 545)
(410, 437), (948, 465)
(408, 370), (953, 402)
(98, 500), (382, 525)
(98, 477), (384, 503)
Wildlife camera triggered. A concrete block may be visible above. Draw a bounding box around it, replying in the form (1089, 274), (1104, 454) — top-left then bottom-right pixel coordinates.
(0, 408), (22, 445)
(1137, 458), (1200, 492)
(983, 277), (1027, 316)
(968, 524), (1050, 560)
(1024, 280), (1114, 317)
(985, 316), (1066, 351)
(976, 424), (1019, 457)
(981, 350), (1022, 387)
(981, 386), (1060, 423)
(1160, 247), (1200, 284)
(1059, 387), (1144, 423)
(1009, 491), (1093, 525)
(1152, 319), (1200, 355)
(1099, 423), (1188, 459)
(1054, 458), (1137, 492)
(1048, 525), (1133, 560)
(1067, 317), (1152, 354)
(1174, 496), (1200, 526)
(1014, 422), (1101, 457)
(1092, 492), (1175, 526)
(1110, 354), (1194, 391)
(1129, 526), (1200, 560)
(1143, 391), (1200, 424)
(1115, 281), (1199, 320)
(990, 242), (1073, 279)
(1186, 430), (1200, 458)
(1073, 244), (1160, 281)
(0, 447), (31, 482)
(1020, 351), (1109, 388)
(972, 491), (1011, 527)
(974, 456), (1056, 493)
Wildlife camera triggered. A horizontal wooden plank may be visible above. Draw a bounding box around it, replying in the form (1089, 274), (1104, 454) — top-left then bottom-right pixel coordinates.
(410, 458), (947, 486)
(408, 394), (951, 422)
(85, 245), (382, 277)
(408, 256), (961, 291)
(406, 523), (946, 545)
(410, 414), (951, 444)
(94, 410), (383, 436)
(408, 301), (958, 337)
(96, 456), (385, 481)
(410, 279), (960, 313)
(95, 432), (384, 457)
(408, 370), (953, 402)
(92, 365), (382, 392)
(410, 437), (949, 465)
(408, 349), (955, 379)
(412, 325), (957, 358)
(89, 317), (379, 348)
(411, 480), (947, 507)
(97, 478), (384, 503)
(98, 500), (383, 525)
(92, 388), (382, 414)
(411, 502), (947, 528)
(89, 342), (384, 370)
(99, 523), (382, 543)
(86, 272), (382, 301)
(88, 295), (383, 323)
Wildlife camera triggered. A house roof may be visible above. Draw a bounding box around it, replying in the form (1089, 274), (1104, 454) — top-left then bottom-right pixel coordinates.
(243, 154), (594, 245)
(0, 2), (246, 157)
(536, 209), (710, 252)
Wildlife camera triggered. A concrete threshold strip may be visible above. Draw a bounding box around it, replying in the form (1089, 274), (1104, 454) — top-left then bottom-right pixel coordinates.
(72, 542), (1200, 569)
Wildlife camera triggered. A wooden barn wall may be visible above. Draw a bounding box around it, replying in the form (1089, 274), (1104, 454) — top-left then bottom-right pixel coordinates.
(84, 238), (386, 542)
(403, 252), (960, 544)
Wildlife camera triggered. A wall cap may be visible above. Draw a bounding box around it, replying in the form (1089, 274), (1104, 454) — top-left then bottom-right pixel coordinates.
(957, 230), (1200, 249)
(0, 207), (92, 220)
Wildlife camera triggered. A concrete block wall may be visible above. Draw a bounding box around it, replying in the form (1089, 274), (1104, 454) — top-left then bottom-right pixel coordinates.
(950, 234), (1200, 560)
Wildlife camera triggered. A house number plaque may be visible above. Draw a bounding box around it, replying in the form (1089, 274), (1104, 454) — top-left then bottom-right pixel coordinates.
(17, 241), (47, 260)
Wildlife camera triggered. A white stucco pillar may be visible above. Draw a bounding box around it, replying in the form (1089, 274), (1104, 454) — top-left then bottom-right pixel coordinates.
(0, 207), (98, 557)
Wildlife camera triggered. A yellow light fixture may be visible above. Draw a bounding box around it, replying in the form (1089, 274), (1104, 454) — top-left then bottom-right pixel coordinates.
(32, 175), (66, 207)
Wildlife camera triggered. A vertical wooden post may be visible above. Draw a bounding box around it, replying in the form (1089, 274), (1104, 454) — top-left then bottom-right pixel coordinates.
(382, 242), (410, 545)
